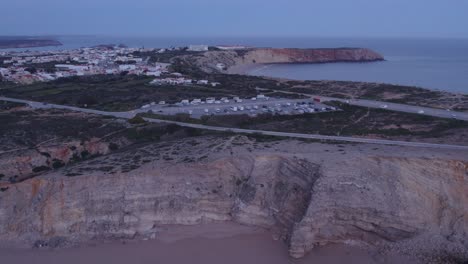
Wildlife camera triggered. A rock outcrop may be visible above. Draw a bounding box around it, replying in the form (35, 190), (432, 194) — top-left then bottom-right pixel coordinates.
(289, 156), (468, 259)
(239, 48), (384, 64)
(0, 155), (318, 245)
(0, 138), (466, 262)
(0, 139), (111, 183)
(182, 48), (384, 74)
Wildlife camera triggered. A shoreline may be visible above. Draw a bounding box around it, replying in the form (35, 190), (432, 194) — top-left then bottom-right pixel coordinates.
(227, 59), (385, 76)
(228, 62), (468, 95)
(0, 222), (416, 264)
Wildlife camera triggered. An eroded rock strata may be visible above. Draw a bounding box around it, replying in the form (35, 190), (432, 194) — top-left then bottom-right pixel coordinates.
(180, 48), (384, 73)
(0, 137), (466, 262)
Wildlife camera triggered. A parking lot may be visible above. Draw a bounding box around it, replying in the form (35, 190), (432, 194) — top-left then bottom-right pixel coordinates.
(135, 97), (338, 118)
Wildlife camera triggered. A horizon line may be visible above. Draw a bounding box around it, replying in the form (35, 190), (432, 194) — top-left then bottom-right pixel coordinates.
(1, 34), (468, 41)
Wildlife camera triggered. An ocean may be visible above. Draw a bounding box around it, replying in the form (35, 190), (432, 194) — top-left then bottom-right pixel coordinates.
(5, 36), (468, 93)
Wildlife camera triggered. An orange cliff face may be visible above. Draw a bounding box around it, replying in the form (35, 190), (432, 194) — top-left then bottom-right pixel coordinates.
(189, 47), (384, 74)
(241, 48), (384, 64)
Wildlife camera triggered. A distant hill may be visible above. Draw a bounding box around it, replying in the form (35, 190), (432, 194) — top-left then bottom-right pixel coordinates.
(0, 36), (62, 49)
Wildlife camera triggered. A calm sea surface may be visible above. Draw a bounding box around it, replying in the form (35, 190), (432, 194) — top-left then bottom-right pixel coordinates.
(6, 36), (468, 93)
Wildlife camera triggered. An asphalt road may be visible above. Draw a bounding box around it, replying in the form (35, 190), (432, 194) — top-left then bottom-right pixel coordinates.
(1, 96), (468, 150)
(330, 97), (468, 121)
(264, 89), (468, 121)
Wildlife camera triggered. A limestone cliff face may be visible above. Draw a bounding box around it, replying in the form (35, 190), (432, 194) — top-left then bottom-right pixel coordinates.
(240, 48), (384, 64)
(0, 143), (466, 261)
(0, 155), (318, 245)
(289, 157), (468, 258)
(185, 48), (384, 73)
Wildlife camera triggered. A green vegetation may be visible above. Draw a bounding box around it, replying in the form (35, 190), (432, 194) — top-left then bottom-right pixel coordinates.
(52, 160), (65, 169)
(0, 101), (25, 111)
(128, 115), (147, 124)
(32, 166), (50, 173)
(1, 74), (262, 111)
(2, 67), (465, 112)
(125, 123), (205, 142)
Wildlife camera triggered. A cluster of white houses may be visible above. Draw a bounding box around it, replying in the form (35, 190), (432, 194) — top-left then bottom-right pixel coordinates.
(150, 77), (220, 87)
(0, 45), (170, 84)
(0, 44), (249, 84)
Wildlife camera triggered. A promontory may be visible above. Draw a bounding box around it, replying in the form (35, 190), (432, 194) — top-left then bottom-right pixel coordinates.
(174, 47), (384, 74)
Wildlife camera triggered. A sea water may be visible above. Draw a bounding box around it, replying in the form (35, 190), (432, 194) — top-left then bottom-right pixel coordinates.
(4, 36), (468, 93)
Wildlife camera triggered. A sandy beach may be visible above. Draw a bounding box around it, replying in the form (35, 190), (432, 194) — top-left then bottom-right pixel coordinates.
(0, 222), (416, 264)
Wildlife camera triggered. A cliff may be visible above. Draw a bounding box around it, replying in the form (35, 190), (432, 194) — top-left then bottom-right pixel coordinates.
(180, 48), (384, 74)
(239, 48), (383, 64)
(0, 39), (62, 49)
(0, 137), (466, 263)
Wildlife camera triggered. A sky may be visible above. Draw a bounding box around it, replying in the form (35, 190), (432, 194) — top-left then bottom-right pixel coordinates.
(2, 0), (468, 38)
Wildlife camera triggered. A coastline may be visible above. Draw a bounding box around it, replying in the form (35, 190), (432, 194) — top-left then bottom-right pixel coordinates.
(0, 40), (63, 50)
(231, 62), (468, 94)
(0, 222), (415, 264)
(227, 60), (386, 76)
(227, 63), (269, 75)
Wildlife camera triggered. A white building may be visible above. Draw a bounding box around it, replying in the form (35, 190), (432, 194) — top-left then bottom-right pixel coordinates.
(55, 64), (89, 71)
(119, 64), (137, 71)
(106, 69), (118, 74)
(145, 71), (161, 77)
(216, 63), (226, 70)
(215, 45), (248, 50)
(188, 45), (209, 52)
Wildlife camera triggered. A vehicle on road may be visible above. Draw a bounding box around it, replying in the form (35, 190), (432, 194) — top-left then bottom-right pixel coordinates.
(418, 110), (425, 114)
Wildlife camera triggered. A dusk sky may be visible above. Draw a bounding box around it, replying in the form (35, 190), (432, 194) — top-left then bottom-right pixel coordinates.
(2, 0), (468, 38)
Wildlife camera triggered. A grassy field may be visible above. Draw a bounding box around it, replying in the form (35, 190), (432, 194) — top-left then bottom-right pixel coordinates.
(277, 80), (468, 111)
(1, 70), (466, 112)
(1, 75), (260, 111)
(0, 74), (303, 111)
(0, 100), (25, 110)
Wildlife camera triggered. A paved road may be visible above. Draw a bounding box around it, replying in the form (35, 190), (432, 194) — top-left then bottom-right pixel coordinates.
(264, 89), (468, 121)
(328, 97), (468, 121)
(1, 96), (468, 150)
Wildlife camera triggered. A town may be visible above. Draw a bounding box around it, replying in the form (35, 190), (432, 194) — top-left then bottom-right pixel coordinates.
(0, 45), (171, 84)
(0, 44), (243, 84)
